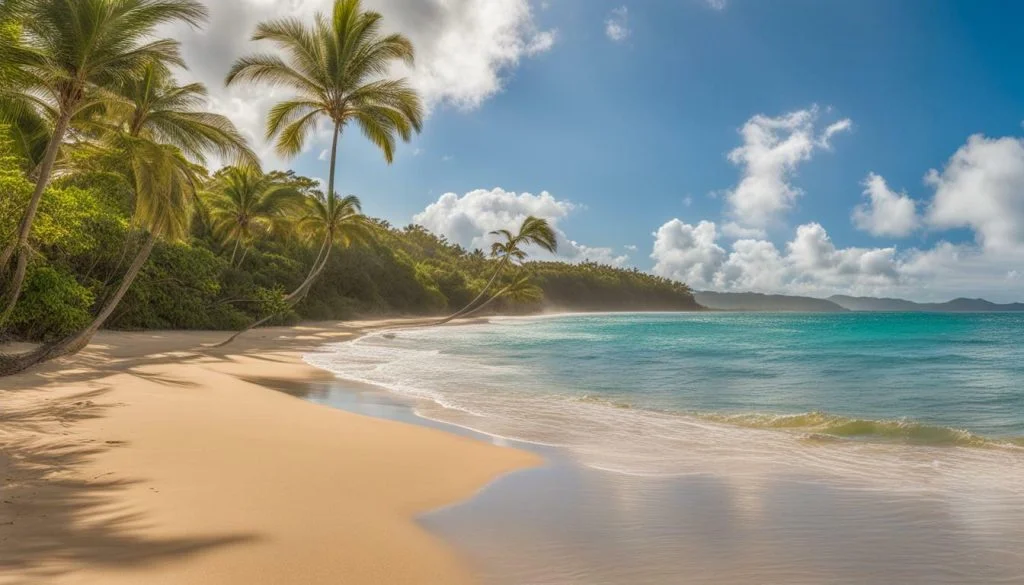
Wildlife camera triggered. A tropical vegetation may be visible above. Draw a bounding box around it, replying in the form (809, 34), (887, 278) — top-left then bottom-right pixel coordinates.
(0, 0), (699, 375)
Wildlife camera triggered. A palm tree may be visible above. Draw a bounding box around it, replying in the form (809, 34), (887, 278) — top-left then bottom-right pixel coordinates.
(460, 274), (543, 319)
(0, 0), (207, 325)
(0, 69), (252, 376)
(204, 166), (303, 267)
(212, 191), (375, 347)
(0, 140), (200, 375)
(218, 0), (423, 342)
(438, 216), (557, 324)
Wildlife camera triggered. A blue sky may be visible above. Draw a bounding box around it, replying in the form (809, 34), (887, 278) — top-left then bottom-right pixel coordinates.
(174, 0), (1024, 301)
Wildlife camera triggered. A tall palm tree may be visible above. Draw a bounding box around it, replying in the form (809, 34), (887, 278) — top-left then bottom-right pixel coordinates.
(204, 166), (304, 266)
(0, 0), (207, 325)
(218, 0), (423, 342)
(212, 191), (375, 347)
(438, 216), (557, 324)
(226, 0), (423, 183)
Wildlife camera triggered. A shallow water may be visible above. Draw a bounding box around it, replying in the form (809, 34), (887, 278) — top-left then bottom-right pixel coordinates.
(303, 312), (1024, 584)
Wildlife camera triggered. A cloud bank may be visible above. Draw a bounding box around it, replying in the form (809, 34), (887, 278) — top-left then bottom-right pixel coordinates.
(653, 122), (1024, 301)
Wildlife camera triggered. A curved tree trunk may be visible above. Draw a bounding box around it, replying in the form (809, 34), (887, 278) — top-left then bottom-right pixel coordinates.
(0, 108), (73, 326)
(435, 256), (508, 325)
(210, 236), (332, 349)
(0, 230), (158, 377)
(460, 285), (510, 319)
(211, 121), (343, 348)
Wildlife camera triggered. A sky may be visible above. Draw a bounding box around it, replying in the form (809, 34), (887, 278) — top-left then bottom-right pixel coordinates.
(169, 0), (1024, 302)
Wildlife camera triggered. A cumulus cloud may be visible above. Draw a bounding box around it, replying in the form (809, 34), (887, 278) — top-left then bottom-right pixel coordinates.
(165, 0), (556, 167)
(852, 173), (920, 237)
(651, 216), (1024, 301)
(724, 107), (851, 236)
(605, 6), (630, 42)
(651, 219), (902, 296)
(651, 220), (727, 285)
(413, 188), (628, 266)
(925, 134), (1024, 253)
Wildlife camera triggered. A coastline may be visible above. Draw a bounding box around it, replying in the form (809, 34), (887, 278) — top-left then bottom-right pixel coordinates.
(0, 320), (541, 585)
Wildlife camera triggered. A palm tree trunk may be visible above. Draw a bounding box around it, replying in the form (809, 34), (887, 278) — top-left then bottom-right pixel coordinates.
(460, 285), (511, 319)
(212, 122), (342, 348)
(0, 230), (158, 376)
(436, 256), (508, 325)
(210, 240), (332, 349)
(0, 108), (73, 326)
(229, 238), (240, 266)
(237, 245), (250, 269)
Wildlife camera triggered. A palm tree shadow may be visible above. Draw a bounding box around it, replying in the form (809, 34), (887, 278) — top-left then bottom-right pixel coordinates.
(0, 391), (259, 583)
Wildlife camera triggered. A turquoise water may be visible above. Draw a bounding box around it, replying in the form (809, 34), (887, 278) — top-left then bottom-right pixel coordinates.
(306, 312), (1024, 584)
(460, 312), (1024, 441)
(307, 312), (1024, 476)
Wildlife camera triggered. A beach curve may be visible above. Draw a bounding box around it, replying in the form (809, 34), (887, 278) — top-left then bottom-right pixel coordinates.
(0, 319), (540, 585)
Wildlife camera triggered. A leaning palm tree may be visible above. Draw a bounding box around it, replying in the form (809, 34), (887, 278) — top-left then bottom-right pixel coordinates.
(204, 166), (303, 267)
(0, 69), (253, 376)
(437, 216), (557, 324)
(0, 140), (199, 375)
(460, 274), (544, 319)
(0, 0), (207, 325)
(109, 63), (258, 169)
(211, 191), (376, 347)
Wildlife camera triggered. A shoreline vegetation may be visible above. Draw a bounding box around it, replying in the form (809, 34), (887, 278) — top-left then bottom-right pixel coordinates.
(0, 319), (541, 584)
(0, 0), (701, 376)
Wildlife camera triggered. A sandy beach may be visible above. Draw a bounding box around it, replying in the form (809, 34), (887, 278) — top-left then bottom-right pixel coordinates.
(0, 320), (541, 585)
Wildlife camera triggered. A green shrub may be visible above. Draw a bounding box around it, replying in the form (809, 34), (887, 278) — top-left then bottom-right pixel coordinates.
(8, 264), (94, 341)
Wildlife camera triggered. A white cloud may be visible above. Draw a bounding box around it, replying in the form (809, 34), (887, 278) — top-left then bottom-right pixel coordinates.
(723, 107), (851, 235)
(651, 217), (1024, 301)
(651, 220), (727, 285)
(605, 6), (630, 42)
(413, 188), (627, 266)
(852, 172), (920, 237)
(652, 219), (902, 295)
(925, 134), (1024, 253)
(818, 119), (853, 149)
(707, 0), (727, 10)
(165, 0), (556, 168)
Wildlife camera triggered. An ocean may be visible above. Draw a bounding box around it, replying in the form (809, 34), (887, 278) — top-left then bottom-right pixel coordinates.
(304, 312), (1024, 584)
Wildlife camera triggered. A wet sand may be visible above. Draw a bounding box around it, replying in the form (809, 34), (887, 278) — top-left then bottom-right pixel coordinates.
(297, 374), (1024, 585)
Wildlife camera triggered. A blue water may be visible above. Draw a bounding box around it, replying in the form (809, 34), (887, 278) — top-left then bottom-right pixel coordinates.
(306, 312), (1024, 584)
(445, 312), (1024, 439)
(307, 312), (1024, 475)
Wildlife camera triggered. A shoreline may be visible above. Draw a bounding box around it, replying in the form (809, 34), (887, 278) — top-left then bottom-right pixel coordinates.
(0, 320), (541, 585)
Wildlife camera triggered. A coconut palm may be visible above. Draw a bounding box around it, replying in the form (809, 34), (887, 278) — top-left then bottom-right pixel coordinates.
(0, 0), (207, 325)
(217, 0), (422, 342)
(212, 191), (376, 347)
(437, 216), (557, 324)
(0, 139), (200, 375)
(0, 69), (253, 375)
(460, 274), (543, 319)
(204, 166), (304, 267)
(110, 63), (257, 168)
(226, 0), (423, 187)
